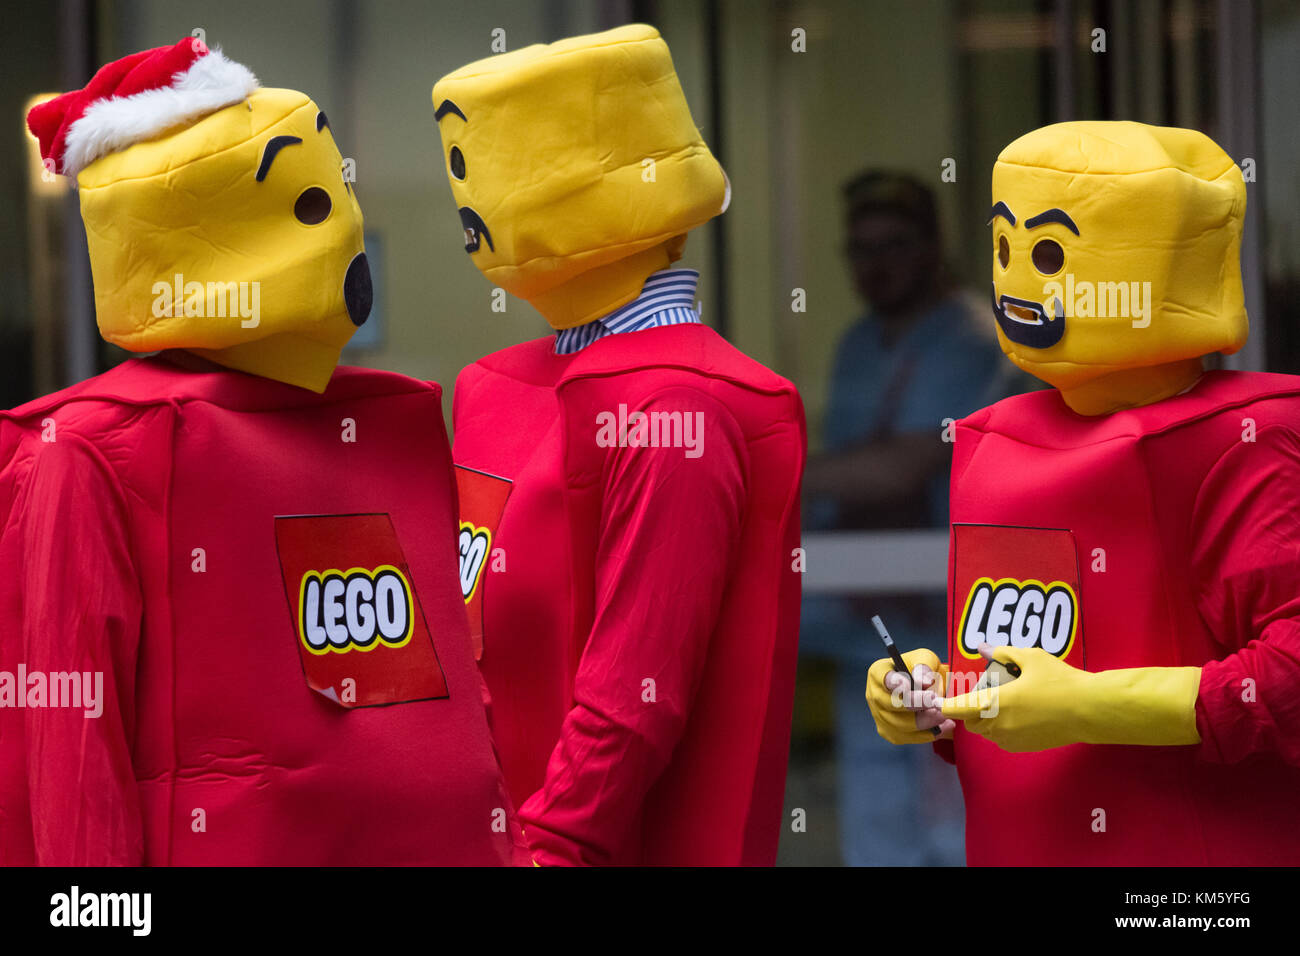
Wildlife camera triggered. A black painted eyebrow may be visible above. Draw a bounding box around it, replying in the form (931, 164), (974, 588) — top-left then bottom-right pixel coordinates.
(434, 99), (467, 123)
(987, 201), (1016, 226)
(256, 135), (304, 182)
(316, 111), (330, 132)
(1025, 208), (1080, 235)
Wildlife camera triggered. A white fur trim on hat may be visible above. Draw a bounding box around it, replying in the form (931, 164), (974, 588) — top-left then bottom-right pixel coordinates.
(62, 48), (259, 177)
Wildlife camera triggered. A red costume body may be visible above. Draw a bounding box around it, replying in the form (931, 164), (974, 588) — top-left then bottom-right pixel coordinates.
(453, 324), (805, 865)
(945, 369), (1300, 865)
(0, 356), (525, 865)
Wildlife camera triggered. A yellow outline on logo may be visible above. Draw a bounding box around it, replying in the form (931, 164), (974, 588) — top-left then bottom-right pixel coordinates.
(297, 564), (415, 655)
(458, 521), (492, 605)
(957, 575), (1078, 660)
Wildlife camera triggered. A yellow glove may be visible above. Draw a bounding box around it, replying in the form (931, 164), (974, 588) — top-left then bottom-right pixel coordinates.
(941, 644), (1202, 753)
(866, 649), (953, 744)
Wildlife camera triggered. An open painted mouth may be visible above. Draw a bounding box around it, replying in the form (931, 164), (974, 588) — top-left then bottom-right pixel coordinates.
(458, 207), (494, 254)
(991, 284), (1065, 349)
(344, 252), (372, 327)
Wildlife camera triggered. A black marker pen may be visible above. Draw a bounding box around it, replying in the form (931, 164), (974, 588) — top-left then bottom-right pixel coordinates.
(871, 614), (941, 738)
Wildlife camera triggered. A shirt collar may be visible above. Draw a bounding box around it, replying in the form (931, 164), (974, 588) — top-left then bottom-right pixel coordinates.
(555, 269), (700, 354)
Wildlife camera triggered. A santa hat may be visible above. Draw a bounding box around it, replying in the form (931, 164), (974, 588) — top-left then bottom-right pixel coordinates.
(28, 37), (259, 178)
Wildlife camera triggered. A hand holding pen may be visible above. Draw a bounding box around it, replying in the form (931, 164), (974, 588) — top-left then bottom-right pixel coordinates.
(871, 615), (952, 739)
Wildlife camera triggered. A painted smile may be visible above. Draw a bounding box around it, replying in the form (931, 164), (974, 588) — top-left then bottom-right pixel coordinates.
(991, 284), (1066, 349)
(458, 207), (494, 253)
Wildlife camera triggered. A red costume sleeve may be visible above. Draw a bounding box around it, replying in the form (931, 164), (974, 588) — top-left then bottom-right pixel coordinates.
(518, 388), (748, 865)
(20, 433), (144, 864)
(1191, 424), (1300, 766)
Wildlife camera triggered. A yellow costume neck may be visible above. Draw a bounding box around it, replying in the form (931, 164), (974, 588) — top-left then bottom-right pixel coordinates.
(150, 344), (339, 393)
(531, 238), (682, 330)
(186, 333), (344, 393)
(1058, 357), (1205, 416)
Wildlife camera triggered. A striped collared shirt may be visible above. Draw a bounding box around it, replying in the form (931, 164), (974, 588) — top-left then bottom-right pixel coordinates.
(554, 269), (701, 355)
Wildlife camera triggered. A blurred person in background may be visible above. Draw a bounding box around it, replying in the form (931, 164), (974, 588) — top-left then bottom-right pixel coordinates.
(800, 170), (1012, 865)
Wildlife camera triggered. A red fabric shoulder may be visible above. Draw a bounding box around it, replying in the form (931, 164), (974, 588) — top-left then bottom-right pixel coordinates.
(4, 358), (441, 422)
(965, 370), (1300, 448)
(559, 324), (797, 397)
(468, 336), (567, 382)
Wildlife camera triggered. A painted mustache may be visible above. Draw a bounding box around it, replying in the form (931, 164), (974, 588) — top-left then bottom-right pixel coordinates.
(991, 284), (1066, 349)
(458, 207), (494, 253)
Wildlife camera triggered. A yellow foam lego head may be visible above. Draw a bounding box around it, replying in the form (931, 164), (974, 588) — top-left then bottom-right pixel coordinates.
(28, 40), (369, 392)
(431, 24), (728, 329)
(989, 121), (1246, 393)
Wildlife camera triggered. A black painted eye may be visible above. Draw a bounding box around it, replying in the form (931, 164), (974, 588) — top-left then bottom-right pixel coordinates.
(449, 146), (466, 180)
(1032, 238), (1064, 275)
(998, 234), (1010, 269)
(295, 186), (332, 225)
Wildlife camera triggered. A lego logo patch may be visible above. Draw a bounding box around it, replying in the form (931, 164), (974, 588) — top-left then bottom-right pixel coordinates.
(457, 526), (491, 604)
(949, 523), (1085, 673)
(958, 577), (1078, 659)
(453, 465), (512, 661)
(275, 514), (448, 707)
(299, 566), (414, 654)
